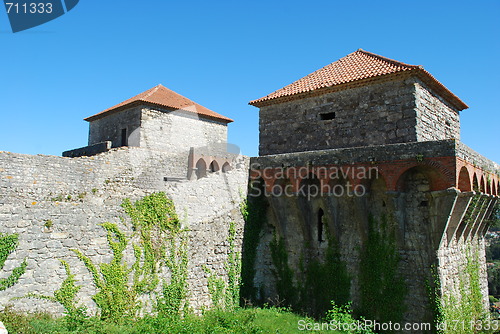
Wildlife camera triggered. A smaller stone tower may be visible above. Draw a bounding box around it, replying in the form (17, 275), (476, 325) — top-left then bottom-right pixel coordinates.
(64, 84), (233, 157)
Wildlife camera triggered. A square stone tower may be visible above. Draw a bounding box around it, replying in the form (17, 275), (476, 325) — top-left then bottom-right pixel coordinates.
(247, 49), (499, 328)
(84, 84), (233, 153)
(250, 49), (467, 155)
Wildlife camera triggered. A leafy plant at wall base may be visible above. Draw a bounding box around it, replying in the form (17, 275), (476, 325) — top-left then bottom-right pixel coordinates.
(426, 264), (444, 333)
(358, 215), (406, 325)
(269, 234), (298, 308)
(204, 221), (241, 310)
(302, 237), (351, 317)
(19, 260), (88, 329)
(239, 194), (268, 303)
(0, 233), (27, 291)
(122, 192), (189, 318)
(72, 222), (140, 323)
(440, 245), (491, 334)
(157, 230), (189, 318)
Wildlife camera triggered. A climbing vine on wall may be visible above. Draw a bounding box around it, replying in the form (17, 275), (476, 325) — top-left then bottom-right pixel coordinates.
(302, 235), (351, 317)
(269, 230), (351, 317)
(24, 192), (189, 324)
(204, 221), (241, 310)
(0, 233), (27, 291)
(439, 244), (489, 334)
(239, 192), (268, 303)
(358, 214), (406, 324)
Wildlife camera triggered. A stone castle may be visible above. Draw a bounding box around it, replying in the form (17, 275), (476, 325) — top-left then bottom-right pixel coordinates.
(0, 49), (498, 329)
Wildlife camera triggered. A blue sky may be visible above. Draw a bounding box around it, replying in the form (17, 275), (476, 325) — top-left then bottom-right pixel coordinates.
(1, 1), (499, 163)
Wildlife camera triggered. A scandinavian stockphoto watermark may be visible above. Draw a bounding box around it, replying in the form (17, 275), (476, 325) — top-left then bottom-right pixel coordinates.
(249, 163), (379, 200)
(3, 0), (79, 33)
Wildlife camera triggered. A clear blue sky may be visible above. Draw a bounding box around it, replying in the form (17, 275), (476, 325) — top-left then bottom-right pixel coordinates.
(1, 1), (499, 163)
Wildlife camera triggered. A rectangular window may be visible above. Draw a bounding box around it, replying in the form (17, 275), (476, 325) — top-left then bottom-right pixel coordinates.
(320, 112), (336, 120)
(121, 128), (128, 146)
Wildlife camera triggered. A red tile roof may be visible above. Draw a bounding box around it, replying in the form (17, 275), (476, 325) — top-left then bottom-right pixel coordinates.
(85, 84), (233, 123)
(249, 49), (468, 111)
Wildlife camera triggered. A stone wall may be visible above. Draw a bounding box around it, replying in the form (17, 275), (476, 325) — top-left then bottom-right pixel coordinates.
(88, 107), (142, 148)
(414, 79), (461, 142)
(257, 76), (462, 156)
(140, 107), (228, 154)
(248, 140), (499, 328)
(0, 148), (249, 314)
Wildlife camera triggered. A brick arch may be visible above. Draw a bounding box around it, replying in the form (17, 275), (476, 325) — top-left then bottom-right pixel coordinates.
(271, 177), (293, 196)
(328, 174), (350, 196)
(480, 175), (486, 193)
(457, 166), (472, 192)
(395, 163), (452, 192)
(298, 172), (321, 197)
(473, 173), (480, 192)
(486, 176), (492, 195)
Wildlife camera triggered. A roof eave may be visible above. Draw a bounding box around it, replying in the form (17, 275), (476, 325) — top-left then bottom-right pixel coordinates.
(249, 70), (468, 112)
(84, 101), (233, 124)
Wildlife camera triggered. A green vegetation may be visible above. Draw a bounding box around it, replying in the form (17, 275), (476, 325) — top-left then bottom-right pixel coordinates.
(0, 233), (27, 291)
(440, 245), (492, 334)
(239, 190), (268, 303)
(43, 219), (53, 229)
(204, 221), (241, 310)
(0, 306), (349, 334)
(358, 215), (406, 324)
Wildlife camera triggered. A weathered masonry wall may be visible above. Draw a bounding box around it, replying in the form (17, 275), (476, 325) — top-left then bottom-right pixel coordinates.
(0, 149), (249, 314)
(88, 107), (142, 148)
(414, 79), (461, 142)
(258, 76), (462, 156)
(88, 106), (229, 155)
(140, 107), (228, 154)
(247, 140), (499, 328)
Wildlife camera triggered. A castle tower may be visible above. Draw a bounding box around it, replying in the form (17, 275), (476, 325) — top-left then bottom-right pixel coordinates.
(64, 84), (233, 157)
(247, 50), (499, 329)
(250, 49), (467, 155)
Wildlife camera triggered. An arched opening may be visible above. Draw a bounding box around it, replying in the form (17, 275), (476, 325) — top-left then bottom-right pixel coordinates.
(328, 176), (349, 197)
(209, 160), (220, 173)
(272, 178), (292, 196)
(222, 162), (231, 173)
(195, 159), (207, 179)
(480, 175), (486, 193)
(457, 166), (472, 192)
(473, 174), (479, 192)
(486, 178), (492, 195)
(317, 208), (325, 243)
(396, 166), (443, 193)
(299, 172), (321, 198)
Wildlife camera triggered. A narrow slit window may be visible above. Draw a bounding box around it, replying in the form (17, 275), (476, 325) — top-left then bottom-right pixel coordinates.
(121, 128), (128, 146)
(320, 112), (336, 120)
(317, 208), (324, 242)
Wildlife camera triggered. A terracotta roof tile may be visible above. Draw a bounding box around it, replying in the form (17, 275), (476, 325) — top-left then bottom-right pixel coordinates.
(85, 84), (233, 123)
(249, 49), (468, 110)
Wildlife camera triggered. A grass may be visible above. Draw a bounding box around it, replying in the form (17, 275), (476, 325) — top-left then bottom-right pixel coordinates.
(0, 306), (345, 334)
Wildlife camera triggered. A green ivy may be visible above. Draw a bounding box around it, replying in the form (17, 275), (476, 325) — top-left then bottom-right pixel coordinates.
(0, 233), (27, 291)
(72, 222), (142, 323)
(269, 234), (298, 308)
(204, 221), (242, 311)
(358, 215), (406, 325)
(302, 237), (351, 317)
(239, 194), (268, 303)
(20, 260), (87, 329)
(439, 244), (491, 334)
